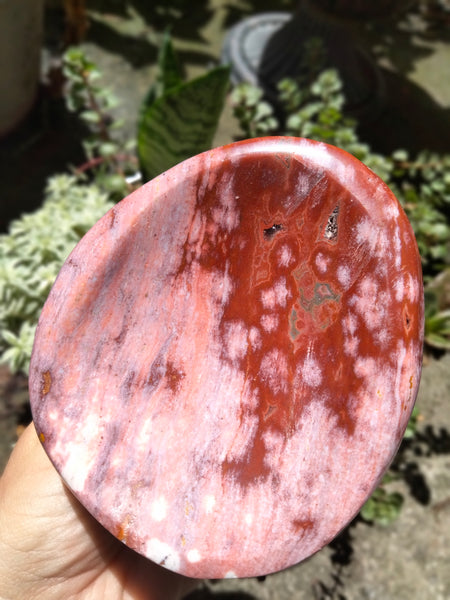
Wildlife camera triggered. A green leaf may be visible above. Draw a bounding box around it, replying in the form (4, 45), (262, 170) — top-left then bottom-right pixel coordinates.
(141, 32), (184, 112)
(99, 142), (119, 158)
(0, 174), (113, 374)
(425, 309), (450, 350)
(360, 488), (404, 526)
(392, 149), (409, 162)
(2, 330), (19, 346)
(403, 406), (420, 439)
(81, 110), (101, 124)
(137, 66), (230, 181)
(158, 30), (183, 94)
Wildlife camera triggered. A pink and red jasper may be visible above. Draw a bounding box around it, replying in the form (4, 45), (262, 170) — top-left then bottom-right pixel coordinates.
(29, 137), (424, 579)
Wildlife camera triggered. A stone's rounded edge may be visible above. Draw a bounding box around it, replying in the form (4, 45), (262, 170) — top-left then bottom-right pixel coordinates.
(28, 136), (424, 581)
(225, 137), (394, 207)
(150, 135), (401, 224)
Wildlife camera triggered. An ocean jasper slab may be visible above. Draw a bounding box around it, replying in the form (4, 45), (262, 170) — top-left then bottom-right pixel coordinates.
(29, 137), (424, 579)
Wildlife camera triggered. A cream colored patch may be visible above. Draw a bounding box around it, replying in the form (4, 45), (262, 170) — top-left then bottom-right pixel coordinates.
(204, 495), (216, 514)
(146, 538), (180, 572)
(151, 497), (167, 522)
(187, 549), (201, 563)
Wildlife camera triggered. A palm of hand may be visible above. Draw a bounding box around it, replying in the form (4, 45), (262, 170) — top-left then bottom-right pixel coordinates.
(0, 425), (196, 600)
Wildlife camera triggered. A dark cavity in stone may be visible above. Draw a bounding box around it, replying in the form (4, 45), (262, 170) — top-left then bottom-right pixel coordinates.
(264, 224), (283, 240)
(324, 205), (339, 240)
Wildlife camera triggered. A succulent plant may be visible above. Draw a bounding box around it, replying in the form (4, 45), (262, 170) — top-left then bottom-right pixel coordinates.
(0, 174), (113, 373)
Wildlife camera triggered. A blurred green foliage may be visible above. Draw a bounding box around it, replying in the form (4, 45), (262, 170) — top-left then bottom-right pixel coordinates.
(361, 481), (405, 526)
(0, 175), (113, 373)
(63, 47), (136, 198)
(137, 32), (230, 180)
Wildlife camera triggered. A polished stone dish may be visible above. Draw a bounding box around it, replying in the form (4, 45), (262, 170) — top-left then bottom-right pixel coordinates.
(29, 137), (424, 579)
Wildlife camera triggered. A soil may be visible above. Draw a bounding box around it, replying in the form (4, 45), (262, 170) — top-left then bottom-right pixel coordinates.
(1, 1), (450, 598)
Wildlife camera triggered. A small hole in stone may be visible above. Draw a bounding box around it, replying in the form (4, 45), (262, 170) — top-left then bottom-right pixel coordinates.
(405, 312), (411, 329)
(324, 205), (339, 240)
(263, 224), (283, 239)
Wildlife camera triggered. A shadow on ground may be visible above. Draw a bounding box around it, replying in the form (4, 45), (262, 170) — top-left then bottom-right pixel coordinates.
(390, 419), (450, 508)
(358, 67), (450, 155)
(88, 0), (214, 42)
(0, 93), (89, 232)
(310, 524), (357, 600)
(185, 590), (258, 600)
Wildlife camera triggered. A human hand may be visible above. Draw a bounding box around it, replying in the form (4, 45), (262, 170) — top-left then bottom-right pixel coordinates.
(0, 423), (198, 600)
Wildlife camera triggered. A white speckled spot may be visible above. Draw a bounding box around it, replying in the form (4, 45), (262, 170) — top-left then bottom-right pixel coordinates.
(59, 441), (94, 493)
(315, 252), (329, 273)
(406, 272), (420, 303)
(393, 227), (402, 269)
(260, 287), (276, 310)
(385, 202), (400, 219)
(260, 349), (289, 394)
(344, 336), (359, 357)
(375, 328), (391, 347)
(359, 276), (378, 298)
(187, 549), (201, 563)
(245, 513), (253, 526)
(212, 178), (239, 232)
(249, 326), (262, 349)
(350, 277), (389, 332)
(261, 278), (289, 309)
(82, 413), (103, 440)
(354, 357), (377, 379)
(261, 313), (279, 333)
(394, 276), (405, 302)
(356, 218), (371, 242)
(204, 495), (216, 514)
(278, 244), (293, 267)
(337, 265), (351, 288)
(263, 428), (284, 452)
(356, 218), (382, 254)
(302, 350), (323, 388)
(343, 313), (358, 336)
(274, 277), (290, 306)
(151, 497), (167, 522)
(146, 538), (180, 572)
(224, 572), (238, 579)
(211, 264), (234, 306)
(224, 320), (248, 363)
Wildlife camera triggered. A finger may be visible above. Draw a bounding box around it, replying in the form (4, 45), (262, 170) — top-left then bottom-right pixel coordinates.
(0, 425), (199, 599)
(0, 423), (116, 595)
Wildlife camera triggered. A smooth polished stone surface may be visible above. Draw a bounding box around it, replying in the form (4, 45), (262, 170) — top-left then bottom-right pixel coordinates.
(29, 137), (424, 579)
